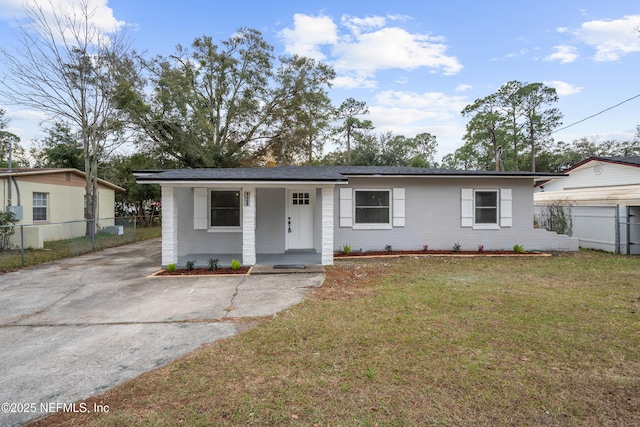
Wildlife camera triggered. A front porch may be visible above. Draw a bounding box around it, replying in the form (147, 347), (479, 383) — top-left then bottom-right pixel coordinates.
(161, 184), (337, 267)
(178, 249), (322, 268)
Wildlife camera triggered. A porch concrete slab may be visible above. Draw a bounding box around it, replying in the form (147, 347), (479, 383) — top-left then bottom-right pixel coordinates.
(0, 238), (325, 427)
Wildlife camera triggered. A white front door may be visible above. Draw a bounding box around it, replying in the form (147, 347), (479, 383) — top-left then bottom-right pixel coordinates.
(287, 189), (314, 249)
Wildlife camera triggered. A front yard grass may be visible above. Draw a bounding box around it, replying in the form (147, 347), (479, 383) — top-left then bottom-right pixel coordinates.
(34, 251), (639, 426)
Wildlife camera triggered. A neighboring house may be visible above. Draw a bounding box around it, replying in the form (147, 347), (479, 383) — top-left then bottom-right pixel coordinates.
(135, 166), (577, 267)
(534, 156), (640, 254)
(0, 168), (124, 248)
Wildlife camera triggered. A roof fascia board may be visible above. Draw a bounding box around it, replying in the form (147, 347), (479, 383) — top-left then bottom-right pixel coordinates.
(143, 180), (345, 187)
(0, 168), (124, 192)
(342, 174), (566, 179)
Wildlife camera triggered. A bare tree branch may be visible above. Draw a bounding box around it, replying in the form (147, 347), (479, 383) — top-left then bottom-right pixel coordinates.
(0, 0), (134, 236)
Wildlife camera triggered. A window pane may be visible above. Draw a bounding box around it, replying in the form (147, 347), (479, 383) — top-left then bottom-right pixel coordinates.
(476, 208), (497, 224)
(354, 190), (390, 224)
(210, 191), (240, 227)
(355, 207), (390, 224)
(355, 191), (389, 207)
(211, 209), (240, 227)
(33, 193), (48, 221)
(211, 191), (240, 208)
(475, 191), (497, 207)
(33, 207), (47, 221)
(475, 191), (497, 224)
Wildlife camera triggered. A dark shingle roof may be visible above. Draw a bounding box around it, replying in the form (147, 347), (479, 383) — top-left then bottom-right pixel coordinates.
(135, 165), (565, 183)
(135, 166), (347, 182)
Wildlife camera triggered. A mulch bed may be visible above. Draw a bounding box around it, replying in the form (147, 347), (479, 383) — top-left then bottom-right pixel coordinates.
(154, 267), (251, 276)
(334, 250), (536, 257)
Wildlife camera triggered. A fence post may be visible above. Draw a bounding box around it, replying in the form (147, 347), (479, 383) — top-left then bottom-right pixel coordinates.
(615, 205), (620, 254)
(20, 224), (25, 267)
(92, 218), (96, 251)
(133, 216), (137, 241)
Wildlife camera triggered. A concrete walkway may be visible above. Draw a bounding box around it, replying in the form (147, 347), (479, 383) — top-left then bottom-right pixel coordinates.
(0, 239), (324, 427)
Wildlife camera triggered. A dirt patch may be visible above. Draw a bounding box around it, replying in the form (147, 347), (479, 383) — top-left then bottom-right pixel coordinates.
(313, 260), (393, 302)
(334, 249), (531, 257)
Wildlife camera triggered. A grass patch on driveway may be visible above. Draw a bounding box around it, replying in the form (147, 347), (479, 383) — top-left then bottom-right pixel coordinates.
(34, 252), (640, 426)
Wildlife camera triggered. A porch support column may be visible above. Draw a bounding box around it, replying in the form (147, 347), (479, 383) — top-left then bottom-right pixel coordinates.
(321, 186), (334, 265)
(242, 187), (256, 265)
(161, 185), (178, 267)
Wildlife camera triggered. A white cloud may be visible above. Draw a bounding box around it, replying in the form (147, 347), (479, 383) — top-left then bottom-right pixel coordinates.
(1, 108), (50, 146)
(374, 90), (468, 121)
(455, 84), (472, 92)
(279, 13), (462, 89)
(544, 80), (583, 96)
(278, 13), (337, 61)
(493, 49), (528, 61)
(573, 14), (640, 61)
(343, 90), (469, 157)
(0, 0), (125, 33)
(340, 14), (387, 35)
(5, 108), (50, 123)
(544, 45), (579, 63)
(332, 73), (378, 89)
(332, 26), (462, 76)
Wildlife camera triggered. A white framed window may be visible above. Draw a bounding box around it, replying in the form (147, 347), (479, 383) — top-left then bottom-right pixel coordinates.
(340, 188), (404, 229)
(354, 189), (391, 228)
(210, 190), (241, 228)
(33, 192), (49, 221)
(474, 190), (498, 225)
(461, 188), (512, 229)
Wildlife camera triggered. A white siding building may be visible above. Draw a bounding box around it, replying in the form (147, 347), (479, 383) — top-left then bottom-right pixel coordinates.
(534, 157), (640, 254)
(136, 166), (578, 268)
(1, 168), (124, 248)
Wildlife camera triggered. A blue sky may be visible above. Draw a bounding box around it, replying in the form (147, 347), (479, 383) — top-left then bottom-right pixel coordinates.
(1, 0), (639, 161)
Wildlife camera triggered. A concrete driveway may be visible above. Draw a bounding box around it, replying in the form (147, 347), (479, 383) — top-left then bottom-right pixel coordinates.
(0, 239), (324, 427)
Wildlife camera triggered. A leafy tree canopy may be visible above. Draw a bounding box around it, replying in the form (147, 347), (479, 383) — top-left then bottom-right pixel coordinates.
(31, 122), (85, 170)
(0, 108), (27, 168)
(115, 29), (336, 168)
(458, 80), (562, 172)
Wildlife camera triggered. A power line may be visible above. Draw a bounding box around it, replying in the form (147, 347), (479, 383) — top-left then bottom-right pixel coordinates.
(552, 93), (640, 134)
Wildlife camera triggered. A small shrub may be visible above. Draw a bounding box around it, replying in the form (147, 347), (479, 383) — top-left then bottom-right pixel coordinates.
(477, 244), (484, 253)
(513, 244), (525, 253)
(342, 244), (351, 254)
(185, 260), (196, 271)
(0, 210), (16, 253)
(453, 242), (461, 252)
(536, 199), (574, 236)
(385, 244), (393, 253)
(231, 259), (241, 270)
(207, 258), (219, 271)
(167, 263), (176, 273)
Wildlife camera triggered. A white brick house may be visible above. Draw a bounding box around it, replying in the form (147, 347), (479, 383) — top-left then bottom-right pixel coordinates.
(136, 166), (578, 267)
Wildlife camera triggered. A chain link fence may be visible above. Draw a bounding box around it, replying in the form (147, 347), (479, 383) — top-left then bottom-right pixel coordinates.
(0, 215), (161, 271)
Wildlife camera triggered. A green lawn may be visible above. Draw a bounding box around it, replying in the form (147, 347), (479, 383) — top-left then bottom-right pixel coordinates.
(35, 252), (640, 426)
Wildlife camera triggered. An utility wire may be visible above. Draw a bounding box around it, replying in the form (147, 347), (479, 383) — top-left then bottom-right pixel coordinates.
(552, 92), (640, 134)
